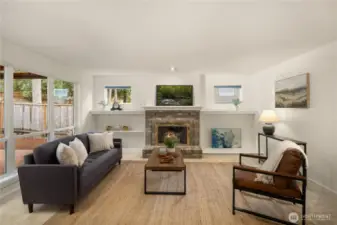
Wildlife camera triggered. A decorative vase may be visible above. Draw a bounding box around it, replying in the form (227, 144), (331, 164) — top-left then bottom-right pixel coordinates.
(159, 147), (167, 155)
(166, 147), (175, 153)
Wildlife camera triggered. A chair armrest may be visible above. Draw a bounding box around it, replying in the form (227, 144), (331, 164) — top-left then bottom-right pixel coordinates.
(18, 164), (78, 205)
(113, 138), (122, 149)
(239, 153), (267, 165)
(233, 165), (306, 181)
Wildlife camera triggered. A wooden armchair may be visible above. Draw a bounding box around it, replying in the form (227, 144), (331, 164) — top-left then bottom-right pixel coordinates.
(232, 149), (307, 225)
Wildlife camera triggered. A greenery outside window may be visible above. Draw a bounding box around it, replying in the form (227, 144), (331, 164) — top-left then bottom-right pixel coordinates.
(214, 85), (242, 103)
(104, 86), (131, 104)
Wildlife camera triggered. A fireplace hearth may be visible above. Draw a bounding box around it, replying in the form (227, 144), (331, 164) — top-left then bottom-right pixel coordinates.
(142, 109), (202, 158)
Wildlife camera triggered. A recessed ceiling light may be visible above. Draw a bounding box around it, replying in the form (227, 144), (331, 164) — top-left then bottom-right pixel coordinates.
(170, 66), (177, 72)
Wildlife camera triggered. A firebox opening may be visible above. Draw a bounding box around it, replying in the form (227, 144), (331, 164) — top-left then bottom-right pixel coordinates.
(157, 125), (188, 145)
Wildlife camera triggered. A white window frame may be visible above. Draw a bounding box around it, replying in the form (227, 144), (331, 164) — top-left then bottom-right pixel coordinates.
(104, 86), (131, 105)
(214, 85), (243, 104)
(53, 79), (76, 138)
(0, 65), (78, 184)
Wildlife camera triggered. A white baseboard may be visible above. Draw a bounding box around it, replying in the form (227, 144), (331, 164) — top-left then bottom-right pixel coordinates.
(0, 172), (20, 200)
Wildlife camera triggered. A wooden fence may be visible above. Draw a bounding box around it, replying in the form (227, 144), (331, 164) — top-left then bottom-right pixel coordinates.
(0, 103), (73, 133)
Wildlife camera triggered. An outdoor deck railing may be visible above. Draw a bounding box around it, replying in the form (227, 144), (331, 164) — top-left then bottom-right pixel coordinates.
(0, 103), (73, 133)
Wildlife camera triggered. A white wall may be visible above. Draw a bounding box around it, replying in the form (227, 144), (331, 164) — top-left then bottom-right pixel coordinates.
(0, 36), (3, 64)
(86, 73), (258, 154)
(2, 39), (80, 82)
(253, 40), (337, 192)
(93, 73), (202, 110)
(204, 74), (258, 110)
(78, 74), (94, 133)
(93, 73), (258, 110)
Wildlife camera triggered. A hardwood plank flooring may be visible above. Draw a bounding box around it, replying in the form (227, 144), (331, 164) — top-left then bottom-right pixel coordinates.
(40, 162), (336, 225)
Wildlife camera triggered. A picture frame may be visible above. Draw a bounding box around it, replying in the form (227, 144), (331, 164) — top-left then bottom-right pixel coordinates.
(275, 73), (310, 108)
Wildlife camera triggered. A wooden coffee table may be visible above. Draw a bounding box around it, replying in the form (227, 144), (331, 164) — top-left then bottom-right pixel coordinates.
(144, 148), (186, 195)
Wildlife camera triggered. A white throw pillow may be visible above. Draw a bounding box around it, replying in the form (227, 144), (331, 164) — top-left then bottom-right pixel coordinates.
(88, 132), (113, 153)
(254, 140), (308, 184)
(56, 143), (79, 166)
(69, 138), (88, 166)
(105, 132), (114, 149)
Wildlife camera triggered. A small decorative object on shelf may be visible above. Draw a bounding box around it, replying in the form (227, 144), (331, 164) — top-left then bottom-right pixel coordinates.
(111, 101), (122, 111)
(122, 126), (129, 131)
(106, 125), (113, 131)
(164, 132), (178, 153)
(232, 98), (242, 111)
(98, 100), (108, 110)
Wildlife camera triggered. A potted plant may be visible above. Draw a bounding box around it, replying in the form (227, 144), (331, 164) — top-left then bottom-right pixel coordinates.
(232, 98), (242, 111)
(98, 100), (108, 110)
(164, 133), (178, 153)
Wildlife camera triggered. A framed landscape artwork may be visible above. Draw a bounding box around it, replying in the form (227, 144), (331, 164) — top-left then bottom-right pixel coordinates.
(275, 73), (310, 108)
(211, 128), (242, 148)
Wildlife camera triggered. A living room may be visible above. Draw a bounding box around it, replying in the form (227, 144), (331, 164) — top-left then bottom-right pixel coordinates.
(1, 1), (337, 225)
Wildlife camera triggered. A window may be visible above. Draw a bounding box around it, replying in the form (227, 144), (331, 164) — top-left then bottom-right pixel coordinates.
(13, 71), (49, 168)
(13, 74), (48, 133)
(0, 70), (4, 138)
(55, 128), (74, 139)
(214, 85), (242, 103)
(0, 67), (5, 175)
(104, 86), (131, 104)
(54, 80), (74, 130)
(15, 134), (48, 167)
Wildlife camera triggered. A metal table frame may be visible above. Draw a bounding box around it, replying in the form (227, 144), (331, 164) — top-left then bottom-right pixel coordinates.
(144, 168), (186, 195)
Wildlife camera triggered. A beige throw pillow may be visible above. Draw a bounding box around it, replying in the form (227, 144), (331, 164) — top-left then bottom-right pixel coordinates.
(56, 143), (79, 166)
(88, 132), (113, 153)
(69, 138), (88, 166)
(105, 132), (114, 148)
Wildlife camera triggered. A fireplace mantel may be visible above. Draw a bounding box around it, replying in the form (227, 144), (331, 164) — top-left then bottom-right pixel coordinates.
(143, 106), (202, 111)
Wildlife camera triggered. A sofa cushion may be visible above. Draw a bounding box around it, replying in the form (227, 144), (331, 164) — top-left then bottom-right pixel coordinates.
(33, 133), (89, 164)
(88, 132), (112, 153)
(274, 148), (302, 189)
(75, 133), (90, 153)
(69, 138), (88, 166)
(56, 143), (79, 166)
(78, 149), (119, 196)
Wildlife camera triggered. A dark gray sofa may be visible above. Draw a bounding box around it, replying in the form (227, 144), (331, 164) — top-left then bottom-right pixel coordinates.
(18, 133), (122, 214)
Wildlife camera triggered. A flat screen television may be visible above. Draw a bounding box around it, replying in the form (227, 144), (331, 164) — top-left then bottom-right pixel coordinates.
(156, 85), (193, 106)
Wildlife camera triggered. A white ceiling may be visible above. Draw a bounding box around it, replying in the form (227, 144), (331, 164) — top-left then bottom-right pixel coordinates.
(1, 0), (337, 74)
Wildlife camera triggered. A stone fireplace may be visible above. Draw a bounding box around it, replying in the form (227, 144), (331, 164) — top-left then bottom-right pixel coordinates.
(156, 124), (189, 145)
(142, 107), (203, 158)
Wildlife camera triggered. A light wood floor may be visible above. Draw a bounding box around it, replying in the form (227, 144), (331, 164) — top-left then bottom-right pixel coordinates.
(1, 161), (337, 225)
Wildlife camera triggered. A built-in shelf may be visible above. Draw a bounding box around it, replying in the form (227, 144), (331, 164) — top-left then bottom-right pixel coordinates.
(143, 106), (202, 111)
(201, 109), (257, 115)
(112, 130), (144, 133)
(203, 148), (257, 154)
(91, 109), (257, 115)
(90, 110), (144, 115)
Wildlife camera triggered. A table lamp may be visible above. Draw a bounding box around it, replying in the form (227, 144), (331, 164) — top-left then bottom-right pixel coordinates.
(259, 110), (279, 135)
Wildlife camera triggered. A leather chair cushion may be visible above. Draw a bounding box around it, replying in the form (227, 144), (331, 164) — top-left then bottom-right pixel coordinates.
(234, 166), (301, 199)
(274, 149), (302, 189)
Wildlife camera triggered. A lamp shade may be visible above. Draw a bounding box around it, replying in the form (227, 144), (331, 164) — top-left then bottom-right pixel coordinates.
(259, 110), (279, 123)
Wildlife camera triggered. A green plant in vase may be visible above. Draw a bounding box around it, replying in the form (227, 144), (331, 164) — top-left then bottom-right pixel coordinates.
(164, 133), (178, 153)
(232, 98), (242, 111)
